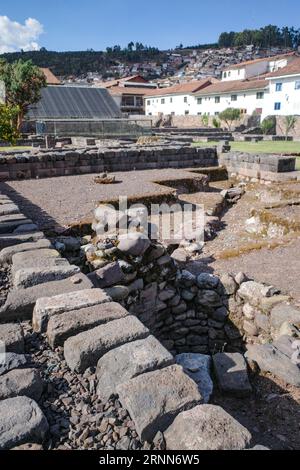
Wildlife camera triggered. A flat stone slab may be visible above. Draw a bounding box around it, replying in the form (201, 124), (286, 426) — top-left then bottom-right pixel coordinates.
(92, 262), (125, 288)
(0, 368), (43, 401)
(0, 216), (33, 234)
(96, 335), (174, 402)
(0, 274), (93, 322)
(13, 265), (80, 289)
(176, 353), (213, 403)
(0, 239), (51, 265)
(0, 353), (27, 376)
(213, 353), (252, 397)
(0, 232), (45, 252)
(0, 396), (48, 450)
(47, 302), (129, 348)
(11, 248), (64, 274)
(246, 342), (300, 387)
(164, 405), (252, 450)
(0, 204), (19, 216)
(116, 364), (203, 442)
(64, 316), (149, 373)
(0, 323), (24, 353)
(33, 288), (111, 333)
(270, 303), (300, 330)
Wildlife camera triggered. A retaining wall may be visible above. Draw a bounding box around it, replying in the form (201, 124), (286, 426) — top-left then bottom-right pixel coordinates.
(0, 146), (218, 181)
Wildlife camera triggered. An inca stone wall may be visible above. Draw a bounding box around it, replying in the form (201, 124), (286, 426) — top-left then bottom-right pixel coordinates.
(0, 146), (217, 182)
(0, 192), (299, 450)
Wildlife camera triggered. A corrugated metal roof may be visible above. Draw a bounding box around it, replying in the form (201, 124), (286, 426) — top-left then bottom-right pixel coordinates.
(26, 86), (122, 120)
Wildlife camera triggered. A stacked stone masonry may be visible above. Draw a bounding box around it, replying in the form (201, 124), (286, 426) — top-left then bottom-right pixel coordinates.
(0, 191), (299, 450)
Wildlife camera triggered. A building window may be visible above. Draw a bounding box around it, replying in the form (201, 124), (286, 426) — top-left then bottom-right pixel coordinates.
(121, 95), (135, 107)
(147, 100), (151, 105)
(161, 98), (165, 104)
(256, 92), (264, 100)
(170, 97), (173, 103)
(223, 72), (227, 78)
(136, 97), (143, 107)
(231, 95), (237, 101)
(238, 70), (240, 75)
(295, 81), (300, 90)
(184, 97), (188, 103)
(274, 102), (281, 111)
(215, 96), (220, 103)
(171, 112), (175, 115)
(228, 71), (231, 77)
(197, 112), (202, 115)
(185, 110), (189, 115)
(275, 83), (282, 92)
(197, 97), (202, 105)
(214, 112), (219, 115)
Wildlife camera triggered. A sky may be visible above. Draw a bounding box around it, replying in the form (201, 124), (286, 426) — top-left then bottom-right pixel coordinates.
(0, 0), (300, 53)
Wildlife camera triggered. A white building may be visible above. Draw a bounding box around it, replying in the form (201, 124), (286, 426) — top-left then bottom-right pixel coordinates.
(192, 79), (268, 117)
(145, 79), (215, 116)
(262, 57), (300, 118)
(222, 52), (296, 82)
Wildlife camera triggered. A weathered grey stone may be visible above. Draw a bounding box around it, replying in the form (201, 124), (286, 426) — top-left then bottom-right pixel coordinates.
(0, 231), (45, 250)
(197, 273), (219, 289)
(213, 353), (252, 397)
(164, 405), (252, 450)
(197, 289), (222, 307)
(96, 335), (174, 402)
(270, 303), (300, 330)
(246, 343), (300, 387)
(104, 286), (129, 301)
(0, 368), (43, 401)
(0, 238), (51, 264)
(0, 323), (24, 353)
(0, 396), (48, 450)
(238, 281), (275, 304)
(255, 313), (270, 332)
(212, 306), (228, 322)
(0, 216), (33, 234)
(13, 265), (80, 289)
(117, 233), (151, 257)
(33, 288), (111, 333)
(13, 224), (39, 234)
(11, 249), (64, 274)
(47, 302), (129, 348)
(248, 445), (270, 450)
(11, 443), (43, 450)
(235, 272), (248, 285)
(0, 204), (19, 216)
(171, 248), (188, 264)
(116, 364), (203, 442)
(91, 262), (125, 288)
(243, 320), (259, 336)
(0, 353), (27, 376)
(220, 273), (238, 295)
(64, 316), (149, 373)
(176, 353), (213, 403)
(0, 274), (93, 322)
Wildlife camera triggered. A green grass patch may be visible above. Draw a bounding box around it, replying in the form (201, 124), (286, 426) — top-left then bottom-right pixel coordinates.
(0, 146), (31, 152)
(194, 140), (300, 154)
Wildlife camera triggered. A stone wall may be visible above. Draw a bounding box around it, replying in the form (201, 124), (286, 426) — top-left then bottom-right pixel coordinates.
(0, 146), (218, 182)
(220, 152), (296, 180)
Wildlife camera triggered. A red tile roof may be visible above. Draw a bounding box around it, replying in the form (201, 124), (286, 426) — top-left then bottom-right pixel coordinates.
(97, 75), (148, 89)
(146, 79), (216, 97)
(195, 79), (268, 96)
(109, 86), (155, 96)
(40, 68), (60, 85)
(265, 56), (300, 78)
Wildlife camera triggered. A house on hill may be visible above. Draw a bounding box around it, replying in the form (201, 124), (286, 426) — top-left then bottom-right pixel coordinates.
(40, 68), (61, 85)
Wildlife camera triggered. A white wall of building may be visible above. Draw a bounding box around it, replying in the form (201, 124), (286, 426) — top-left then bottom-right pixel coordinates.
(222, 57), (292, 82)
(192, 89), (266, 116)
(145, 93), (194, 116)
(262, 75), (300, 119)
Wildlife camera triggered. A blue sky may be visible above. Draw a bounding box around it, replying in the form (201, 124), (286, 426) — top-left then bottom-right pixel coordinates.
(1, 0), (300, 52)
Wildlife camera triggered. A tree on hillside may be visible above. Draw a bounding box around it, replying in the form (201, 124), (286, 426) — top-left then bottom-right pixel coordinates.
(219, 108), (241, 131)
(0, 59), (46, 129)
(261, 116), (276, 135)
(0, 104), (20, 144)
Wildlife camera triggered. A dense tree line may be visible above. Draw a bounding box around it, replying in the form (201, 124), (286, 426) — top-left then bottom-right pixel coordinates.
(218, 25), (300, 48)
(0, 44), (164, 77)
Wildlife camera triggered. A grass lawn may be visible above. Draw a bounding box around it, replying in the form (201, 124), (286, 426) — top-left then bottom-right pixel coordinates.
(0, 146), (31, 152)
(194, 140), (300, 171)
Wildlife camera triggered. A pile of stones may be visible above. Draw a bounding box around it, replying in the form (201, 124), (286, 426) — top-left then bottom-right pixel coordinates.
(0, 191), (299, 451)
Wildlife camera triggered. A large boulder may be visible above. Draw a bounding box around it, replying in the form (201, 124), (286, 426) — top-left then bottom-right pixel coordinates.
(213, 352), (252, 397)
(89, 262), (125, 288)
(13, 265), (80, 289)
(116, 364), (203, 442)
(0, 353), (27, 377)
(117, 233), (151, 257)
(270, 303), (300, 330)
(0, 369), (43, 401)
(0, 238), (51, 264)
(96, 336), (174, 402)
(0, 396), (48, 450)
(164, 405), (252, 450)
(0, 323), (24, 354)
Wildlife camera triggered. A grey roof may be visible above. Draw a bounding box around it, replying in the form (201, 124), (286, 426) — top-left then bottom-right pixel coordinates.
(26, 86), (122, 120)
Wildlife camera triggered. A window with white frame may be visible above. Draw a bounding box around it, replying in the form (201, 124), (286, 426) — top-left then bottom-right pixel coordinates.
(231, 94), (237, 101)
(184, 96), (188, 103)
(197, 97), (202, 105)
(215, 96), (220, 103)
(274, 102), (281, 110)
(161, 98), (165, 104)
(256, 92), (264, 100)
(275, 83), (282, 92)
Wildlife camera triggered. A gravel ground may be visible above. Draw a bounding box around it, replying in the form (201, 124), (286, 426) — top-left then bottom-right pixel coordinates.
(0, 169), (197, 230)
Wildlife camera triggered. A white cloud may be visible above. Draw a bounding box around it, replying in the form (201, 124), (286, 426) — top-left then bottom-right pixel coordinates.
(0, 16), (44, 53)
